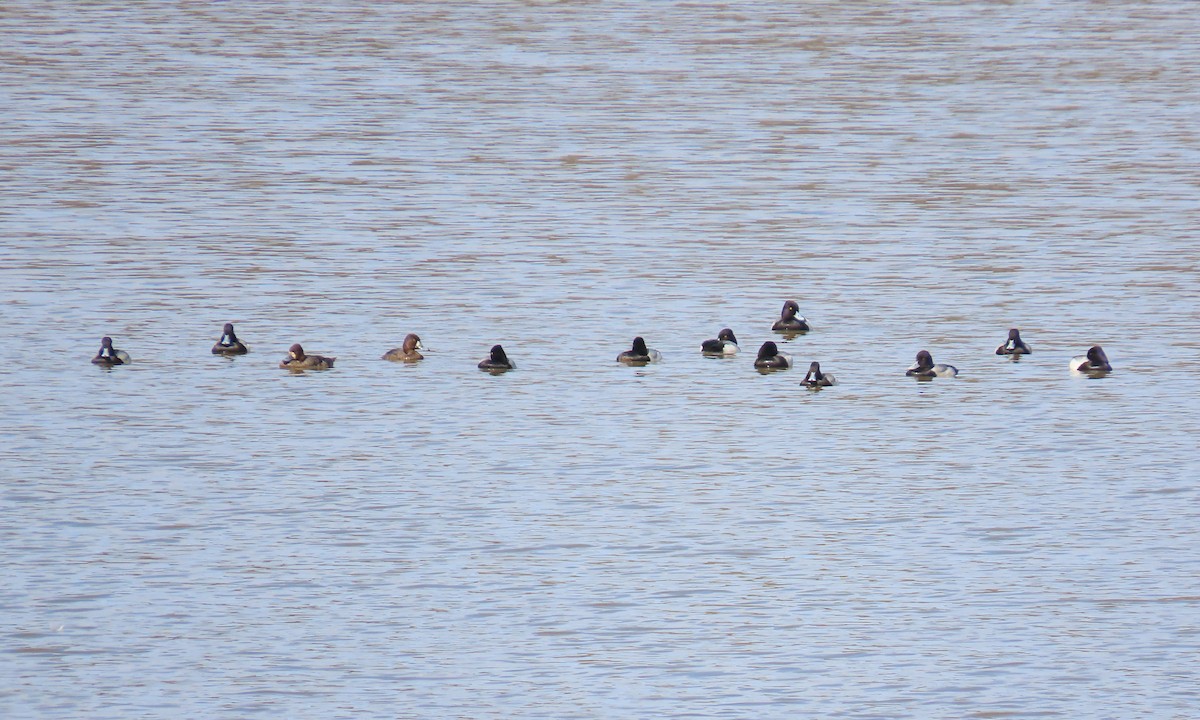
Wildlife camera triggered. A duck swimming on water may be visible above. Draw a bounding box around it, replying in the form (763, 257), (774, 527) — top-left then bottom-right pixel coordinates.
(212, 323), (248, 355)
(801, 361), (837, 387)
(754, 341), (793, 370)
(772, 300), (809, 333)
(995, 328), (1031, 356)
(92, 336), (131, 366)
(479, 344), (514, 371)
(617, 336), (662, 364)
(1070, 345), (1111, 374)
(700, 328), (739, 356)
(280, 343), (335, 370)
(382, 333), (424, 362)
(906, 350), (957, 378)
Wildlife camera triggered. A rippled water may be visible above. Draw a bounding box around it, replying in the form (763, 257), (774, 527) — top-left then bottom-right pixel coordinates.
(2, 2), (1199, 718)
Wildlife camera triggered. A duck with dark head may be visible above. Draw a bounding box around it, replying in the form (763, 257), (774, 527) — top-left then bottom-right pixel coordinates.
(771, 300), (809, 334)
(479, 344), (514, 372)
(212, 323), (248, 355)
(382, 333), (424, 362)
(801, 361), (837, 387)
(280, 343), (335, 370)
(995, 328), (1031, 357)
(92, 336), (131, 366)
(754, 341), (793, 370)
(1070, 345), (1111, 374)
(617, 336), (662, 365)
(700, 328), (738, 356)
(906, 350), (958, 379)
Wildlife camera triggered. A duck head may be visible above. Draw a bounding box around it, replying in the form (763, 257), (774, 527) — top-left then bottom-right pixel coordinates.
(912, 350), (934, 371)
(1087, 345), (1111, 371)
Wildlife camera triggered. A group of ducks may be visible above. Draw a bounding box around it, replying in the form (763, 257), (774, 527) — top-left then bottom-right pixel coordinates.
(90, 301), (1115, 382)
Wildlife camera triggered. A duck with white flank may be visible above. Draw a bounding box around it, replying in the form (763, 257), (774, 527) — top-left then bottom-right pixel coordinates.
(754, 341), (793, 370)
(906, 350), (957, 378)
(92, 336), (131, 366)
(700, 328), (739, 356)
(1070, 346), (1111, 374)
(801, 361), (837, 387)
(618, 336), (662, 365)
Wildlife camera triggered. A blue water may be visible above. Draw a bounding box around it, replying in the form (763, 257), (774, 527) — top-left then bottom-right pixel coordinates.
(2, 2), (1199, 718)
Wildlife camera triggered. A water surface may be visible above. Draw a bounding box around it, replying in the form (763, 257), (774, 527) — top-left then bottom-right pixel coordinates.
(2, 2), (1198, 718)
